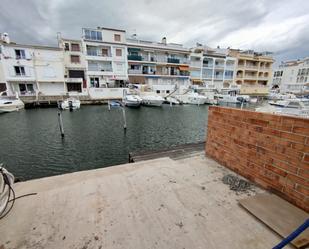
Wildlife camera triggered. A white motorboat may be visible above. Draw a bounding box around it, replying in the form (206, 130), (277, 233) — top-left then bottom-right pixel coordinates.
(269, 98), (309, 107)
(216, 94), (241, 104)
(141, 94), (165, 107)
(165, 96), (181, 105)
(256, 99), (309, 118)
(0, 92), (24, 113)
(175, 92), (208, 105)
(59, 98), (81, 110)
(124, 95), (142, 107)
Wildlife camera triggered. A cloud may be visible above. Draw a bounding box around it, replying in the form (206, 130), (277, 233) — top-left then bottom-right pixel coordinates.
(0, 0), (309, 65)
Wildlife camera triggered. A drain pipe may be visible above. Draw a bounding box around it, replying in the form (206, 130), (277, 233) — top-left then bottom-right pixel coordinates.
(272, 218), (309, 249)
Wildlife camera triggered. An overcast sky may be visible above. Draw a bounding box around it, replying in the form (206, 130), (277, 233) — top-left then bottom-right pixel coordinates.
(1, 0), (309, 65)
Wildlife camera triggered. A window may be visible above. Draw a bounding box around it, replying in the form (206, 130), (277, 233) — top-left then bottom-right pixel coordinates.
(156, 90), (160, 94)
(84, 29), (102, 41)
(90, 77), (100, 88)
(18, 83), (34, 95)
(14, 66), (26, 76)
(166, 90), (170, 94)
(71, 43), (80, 52)
(116, 48), (122, 57)
(64, 43), (70, 51)
(15, 49), (26, 59)
(71, 55), (80, 63)
(102, 48), (109, 56)
(114, 34), (121, 42)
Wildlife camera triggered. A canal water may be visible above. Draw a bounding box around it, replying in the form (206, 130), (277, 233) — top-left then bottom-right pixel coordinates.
(0, 105), (211, 180)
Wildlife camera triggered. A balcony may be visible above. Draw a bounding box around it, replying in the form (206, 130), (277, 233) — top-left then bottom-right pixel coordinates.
(128, 55), (143, 61)
(65, 78), (83, 83)
(128, 69), (142, 74)
(203, 63), (213, 68)
(167, 58), (180, 64)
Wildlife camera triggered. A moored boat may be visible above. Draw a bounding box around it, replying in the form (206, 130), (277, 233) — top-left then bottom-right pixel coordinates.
(141, 94), (165, 107)
(0, 92), (24, 114)
(124, 95), (142, 107)
(59, 98), (81, 110)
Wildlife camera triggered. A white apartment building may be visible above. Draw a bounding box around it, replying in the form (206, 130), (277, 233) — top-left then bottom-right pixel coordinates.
(58, 37), (87, 95)
(190, 46), (236, 91)
(272, 57), (309, 94)
(0, 36), (65, 97)
(82, 27), (128, 87)
(127, 37), (191, 95)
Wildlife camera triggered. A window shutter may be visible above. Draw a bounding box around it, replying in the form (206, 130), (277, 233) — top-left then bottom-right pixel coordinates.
(25, 50), (32, 60)
(24, 66), (31, 76)
(8, 66), (15, 76)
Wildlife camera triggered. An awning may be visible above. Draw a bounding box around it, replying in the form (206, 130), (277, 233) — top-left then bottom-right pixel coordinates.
(179, 65), (189, 71)
(128, 47), (141, 52)
(192, 79), (203, 84)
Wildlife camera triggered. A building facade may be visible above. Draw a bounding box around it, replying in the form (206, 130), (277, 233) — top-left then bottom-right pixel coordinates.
(82, 27), (128, 88)
(58, 37), (87, 95)
(272, 57), (309, 94)
(229, 49), (274, 95)
(0, 38), (65, 97)
(190, 46), (236, 91)
(127, 37), (190, 95)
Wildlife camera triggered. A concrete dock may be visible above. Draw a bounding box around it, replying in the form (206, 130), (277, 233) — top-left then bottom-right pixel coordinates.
(0, 154), (291, 249)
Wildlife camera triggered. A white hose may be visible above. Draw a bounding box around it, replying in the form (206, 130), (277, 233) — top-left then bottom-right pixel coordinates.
(0, 165), (14, 216)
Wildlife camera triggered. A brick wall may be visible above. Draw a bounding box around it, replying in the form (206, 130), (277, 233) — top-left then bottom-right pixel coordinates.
(206, 106), (309, 212)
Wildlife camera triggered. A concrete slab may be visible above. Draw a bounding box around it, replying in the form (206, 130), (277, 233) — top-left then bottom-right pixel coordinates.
(0, 156), (292, 249)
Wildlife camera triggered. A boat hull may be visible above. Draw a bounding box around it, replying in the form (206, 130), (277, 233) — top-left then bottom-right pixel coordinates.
(142, 99), (164, 107)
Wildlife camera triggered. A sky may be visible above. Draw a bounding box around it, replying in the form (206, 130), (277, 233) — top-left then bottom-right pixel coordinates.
(1, 0), (309, 66)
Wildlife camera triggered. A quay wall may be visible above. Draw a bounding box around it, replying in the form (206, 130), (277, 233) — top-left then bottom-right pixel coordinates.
(205, 106), (309, 212)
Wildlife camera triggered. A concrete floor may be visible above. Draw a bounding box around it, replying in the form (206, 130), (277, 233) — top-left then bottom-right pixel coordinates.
(0, 155), (292, 249)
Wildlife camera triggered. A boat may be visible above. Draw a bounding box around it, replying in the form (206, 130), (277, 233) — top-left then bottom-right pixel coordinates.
(165, 96), (181, 105)
(123, 95), (142, 107)
(269, 98), (309, 107)
(256, 99), (309, 118)
(175, 92), (208, 105)
(0, 92), (24, 113)
(141, 94), (165, 107)
(59, 98), (80, 110)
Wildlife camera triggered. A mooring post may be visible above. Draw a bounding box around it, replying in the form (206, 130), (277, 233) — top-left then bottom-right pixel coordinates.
(58, 111), (65, 138)
(122, 107), (127, 130)
(108, 100), (111, 111)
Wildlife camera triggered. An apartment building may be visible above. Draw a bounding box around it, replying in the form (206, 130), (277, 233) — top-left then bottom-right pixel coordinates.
(190, 45), (236, 91)
(229, 49), (274, 95)
(127, 37), (190, 95)
(58, 37), (87, 94)
(0, 34), (65, 97)
(272, 57), (309, 94)
(82, 27), (128, 88)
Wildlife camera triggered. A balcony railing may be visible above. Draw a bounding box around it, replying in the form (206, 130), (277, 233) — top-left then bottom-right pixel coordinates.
(167, 58), (180, 64)
(203, 64), (213, 68)
(128, 55), (143, 61)
(128, 69), (142, 74)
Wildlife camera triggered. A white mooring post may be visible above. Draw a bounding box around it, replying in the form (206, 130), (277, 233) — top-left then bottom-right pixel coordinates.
(122, 107), (127, 130)
(108, 101), (111, 111)
(58, 112), (65, 138)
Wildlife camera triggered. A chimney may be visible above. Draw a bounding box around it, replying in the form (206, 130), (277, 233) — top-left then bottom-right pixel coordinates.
(1, 33), (10, 44)
(162, 37), (167, 45)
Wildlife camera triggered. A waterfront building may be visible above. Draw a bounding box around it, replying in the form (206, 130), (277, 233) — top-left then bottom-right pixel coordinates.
(0, 33), (65, 97)
(229, 49), (274, 95)
(58, 37), (87, 95)
(272, 57), (309, 94)
(190, 45), (237, 91)
(126, 37), (191, 95)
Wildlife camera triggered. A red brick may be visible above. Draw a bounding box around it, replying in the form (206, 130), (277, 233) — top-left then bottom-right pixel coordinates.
(265, 164), (288, 177)
(280, 131), (306, 144)
(292, 126), (309, 136)
(295, 184), (309, 196)
(298, 168), (309, 179)
(303, 154), (309, 163)
(287, 174), (308, 187)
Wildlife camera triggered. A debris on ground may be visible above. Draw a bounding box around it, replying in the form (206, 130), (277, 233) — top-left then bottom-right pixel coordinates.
(222, 174), (252, 192)
(175, 221), (184, 228)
